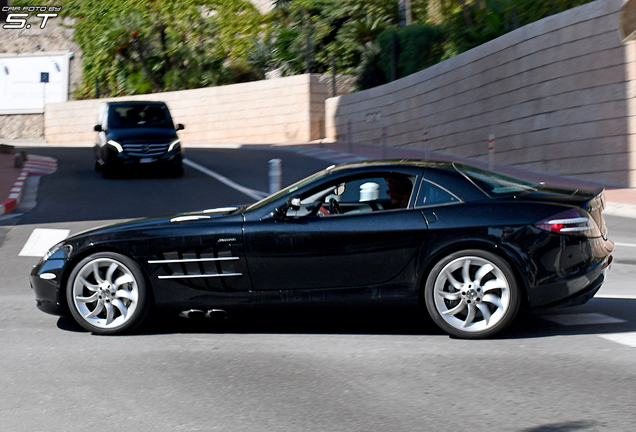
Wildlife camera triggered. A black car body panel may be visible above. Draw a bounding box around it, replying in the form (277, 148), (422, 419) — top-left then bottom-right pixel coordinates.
(30, 160), (614, 337)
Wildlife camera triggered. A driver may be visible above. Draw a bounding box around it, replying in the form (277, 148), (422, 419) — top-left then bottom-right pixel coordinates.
(385, 176), (412, 209)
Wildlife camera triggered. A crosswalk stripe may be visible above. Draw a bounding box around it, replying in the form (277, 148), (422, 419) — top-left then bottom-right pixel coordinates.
(598, 332), (636, 348)
(539, 313), (636, 348)
(540, 313), (626, 326)
(19, 228), (70, 257)
(595, 293), (636, 299)
(614, 242), (636, 248)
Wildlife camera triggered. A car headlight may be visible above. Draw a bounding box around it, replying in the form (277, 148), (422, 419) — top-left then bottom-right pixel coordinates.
(107, 140), (124, 152)
(168, 139), (181, 152)
(42, 242), (72, 262)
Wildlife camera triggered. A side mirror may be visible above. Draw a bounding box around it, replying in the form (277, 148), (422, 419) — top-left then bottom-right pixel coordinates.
(176, 123), (185, 131)
(94, 124), (103, 132)
(287, 196), (301, 211)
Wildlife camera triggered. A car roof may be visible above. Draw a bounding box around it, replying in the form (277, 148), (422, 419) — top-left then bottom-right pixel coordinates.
(328, 159), (454, 172)
(105, 101), (167, 106)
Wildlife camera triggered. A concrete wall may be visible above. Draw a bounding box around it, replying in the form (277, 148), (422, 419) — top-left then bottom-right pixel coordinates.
(326, 0), (636, 187)
(45, 74), (329, 145)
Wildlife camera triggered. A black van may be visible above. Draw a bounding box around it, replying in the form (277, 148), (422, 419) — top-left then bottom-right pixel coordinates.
(94, 101), (184, 177)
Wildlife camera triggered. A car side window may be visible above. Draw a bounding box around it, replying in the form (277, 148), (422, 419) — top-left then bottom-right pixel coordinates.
(286, 174), (415, 217)
(416, 179), (460, 207)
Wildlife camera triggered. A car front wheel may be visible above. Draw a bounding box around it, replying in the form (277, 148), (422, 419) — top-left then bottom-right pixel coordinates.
(424, 249), (520, 339)
(66, 252), (150, 335)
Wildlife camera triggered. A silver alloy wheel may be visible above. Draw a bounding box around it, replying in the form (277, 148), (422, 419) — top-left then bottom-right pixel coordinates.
(71, 257), (139, 330)
(432, 255), (511, 333)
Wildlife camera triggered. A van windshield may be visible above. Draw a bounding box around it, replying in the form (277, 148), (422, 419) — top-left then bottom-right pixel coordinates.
(108, 104), (174, 129)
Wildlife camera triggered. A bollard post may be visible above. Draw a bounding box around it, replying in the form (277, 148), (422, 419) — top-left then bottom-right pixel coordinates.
(423, 128), (430, 159)
(381, 123), (387, 159)
(319, 116), (325, 148)
(347, 120), (352, 154)
(488, 134), (495, 171)
(269, 158), (282, 195)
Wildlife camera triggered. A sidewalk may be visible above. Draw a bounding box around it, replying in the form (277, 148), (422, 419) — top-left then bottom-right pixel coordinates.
(0, 140), (635, 216)
(0, 151), (24, 215)
(0, 147), (58, 216)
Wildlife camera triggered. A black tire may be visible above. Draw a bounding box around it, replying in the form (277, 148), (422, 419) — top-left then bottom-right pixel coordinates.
(101, 166), (113, 178)
(171, 165), (184, 177)
(66, 252), (151, 335)
(95, 161), (102, 172)
(424, 249), (520, 339)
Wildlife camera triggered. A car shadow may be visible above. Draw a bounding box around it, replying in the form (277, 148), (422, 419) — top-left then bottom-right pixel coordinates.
(57, 306), (444, 336)
(517, 420), (599, 432)
(505, 297), (636, 340)
(99, 167), (182, 179)
(56, 298), (636, 339)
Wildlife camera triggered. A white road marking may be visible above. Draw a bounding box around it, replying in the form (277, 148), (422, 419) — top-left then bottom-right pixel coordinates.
(183, 159), (268, 201)
(604, 203), (636, 219)
(614, 242), (636, 248)
(540, 313), (626, 326)
(19, 228), (70, 257)
(595, 293), (636, 300)
(598, 332), (636, 348)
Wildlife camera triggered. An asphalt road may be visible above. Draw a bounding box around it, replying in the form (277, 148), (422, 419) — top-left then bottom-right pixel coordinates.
(0, 147), (634, 432)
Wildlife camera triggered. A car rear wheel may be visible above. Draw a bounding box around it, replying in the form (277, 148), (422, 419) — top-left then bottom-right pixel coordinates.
(66, 252), (150, 335)
(424, 250), (520, 339)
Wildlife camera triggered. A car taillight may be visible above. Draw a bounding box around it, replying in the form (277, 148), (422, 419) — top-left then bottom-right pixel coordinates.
(536, 209), (601, 237)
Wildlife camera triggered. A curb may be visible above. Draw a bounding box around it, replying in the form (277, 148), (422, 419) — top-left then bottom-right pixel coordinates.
(0, 155), (57, 216)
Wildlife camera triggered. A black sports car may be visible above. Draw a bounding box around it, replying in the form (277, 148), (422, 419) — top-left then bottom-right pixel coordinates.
(30, 160), (614, 338)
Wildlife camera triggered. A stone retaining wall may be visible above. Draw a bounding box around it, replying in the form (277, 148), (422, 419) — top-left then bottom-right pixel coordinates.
(326, 0), (636, 187)
(45, 74), (328, 145)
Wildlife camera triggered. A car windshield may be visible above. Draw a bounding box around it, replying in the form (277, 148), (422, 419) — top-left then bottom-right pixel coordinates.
(245, 168), (332, 212)
(108, 104), (174, 129)
(453, 163), (537, 196)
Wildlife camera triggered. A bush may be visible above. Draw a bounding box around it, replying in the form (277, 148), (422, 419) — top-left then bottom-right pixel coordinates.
(357, 23), (445, 90)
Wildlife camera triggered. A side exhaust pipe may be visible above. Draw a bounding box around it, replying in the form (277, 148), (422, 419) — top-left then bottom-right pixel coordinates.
(179, 309), (206, 319)
(179, 309), (229, 319)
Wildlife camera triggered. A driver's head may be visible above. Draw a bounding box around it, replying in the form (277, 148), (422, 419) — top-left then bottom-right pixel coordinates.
(385, 176), (412, 208)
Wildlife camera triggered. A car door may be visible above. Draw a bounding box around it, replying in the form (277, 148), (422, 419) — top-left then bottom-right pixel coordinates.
(242, 171), (428, 291)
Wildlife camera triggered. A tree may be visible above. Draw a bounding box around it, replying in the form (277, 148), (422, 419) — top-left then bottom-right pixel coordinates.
(15, 0), (265, 98)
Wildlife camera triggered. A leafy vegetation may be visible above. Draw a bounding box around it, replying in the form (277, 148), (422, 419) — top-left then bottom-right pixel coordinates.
(15, 0), (595, 97)
(16, 0), (264, 98)
(441, 0), (596, 54)
(255, 0), (594, 90)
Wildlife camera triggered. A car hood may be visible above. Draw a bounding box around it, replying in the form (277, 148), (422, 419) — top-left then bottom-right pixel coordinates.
(67, 206), (242, 242)
(106, 128), (178, 143)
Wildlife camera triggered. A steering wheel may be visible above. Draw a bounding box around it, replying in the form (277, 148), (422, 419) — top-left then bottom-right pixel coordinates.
(329, 198), (342, 215)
